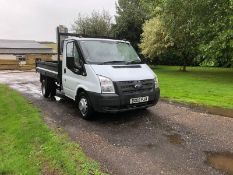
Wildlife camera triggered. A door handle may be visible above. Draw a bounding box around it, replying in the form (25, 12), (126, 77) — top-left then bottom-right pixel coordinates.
(64, 68), (66, 73)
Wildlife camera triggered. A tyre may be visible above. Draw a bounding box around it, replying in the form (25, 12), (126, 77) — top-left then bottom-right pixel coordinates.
(50, 81), (57, 98)
(77, 92), (94, 120)
(41, 79), (51, 98)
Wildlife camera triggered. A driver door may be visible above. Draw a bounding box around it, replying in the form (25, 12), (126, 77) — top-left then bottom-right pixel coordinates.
(63, 41), (83, 99)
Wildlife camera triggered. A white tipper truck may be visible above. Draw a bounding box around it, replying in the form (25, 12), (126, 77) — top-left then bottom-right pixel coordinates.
(36, 27), (160, 119)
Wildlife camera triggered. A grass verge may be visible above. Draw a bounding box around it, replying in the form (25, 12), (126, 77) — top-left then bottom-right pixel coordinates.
(0, 84), (106, 175)
(153, 66), (233, 109)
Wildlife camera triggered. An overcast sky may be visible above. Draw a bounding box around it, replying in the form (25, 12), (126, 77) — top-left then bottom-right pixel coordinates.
(0, 0), (116, 41)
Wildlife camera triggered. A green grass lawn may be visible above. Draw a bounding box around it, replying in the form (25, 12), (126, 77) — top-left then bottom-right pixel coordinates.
(152, 66), (233, 109)
(0, 84), (106, 175)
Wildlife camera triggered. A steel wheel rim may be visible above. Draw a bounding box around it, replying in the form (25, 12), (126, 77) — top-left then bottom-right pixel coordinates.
(79, 97), (88, 116)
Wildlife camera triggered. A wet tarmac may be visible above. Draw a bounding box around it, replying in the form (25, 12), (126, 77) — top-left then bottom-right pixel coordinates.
(0, 71), (233, 175)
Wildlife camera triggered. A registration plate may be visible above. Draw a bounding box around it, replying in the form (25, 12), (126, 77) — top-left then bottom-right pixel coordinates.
(130, 96), (149, 104)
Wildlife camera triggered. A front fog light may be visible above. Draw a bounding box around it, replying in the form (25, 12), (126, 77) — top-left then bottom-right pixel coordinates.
(98, 75), (115, 94)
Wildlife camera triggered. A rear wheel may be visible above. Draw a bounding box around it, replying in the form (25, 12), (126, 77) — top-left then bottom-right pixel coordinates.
(41, 79), (50, 98)
(77, 92), (94, 120)
(41, 78), (56, 98)
(50, 81), (56, 98)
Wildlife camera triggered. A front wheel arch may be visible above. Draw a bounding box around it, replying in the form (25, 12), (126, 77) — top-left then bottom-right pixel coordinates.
(75, 88), (86, 100)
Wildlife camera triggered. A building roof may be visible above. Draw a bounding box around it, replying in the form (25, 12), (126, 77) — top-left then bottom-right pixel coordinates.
(0, 39), (54, 54)
(39, 42), (57, 52)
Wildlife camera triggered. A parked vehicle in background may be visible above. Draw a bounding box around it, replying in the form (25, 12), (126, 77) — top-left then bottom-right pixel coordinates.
(36, 26), (160, 119)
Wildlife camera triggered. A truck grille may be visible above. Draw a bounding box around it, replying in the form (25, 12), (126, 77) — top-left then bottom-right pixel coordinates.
(116, 79), (154, 94)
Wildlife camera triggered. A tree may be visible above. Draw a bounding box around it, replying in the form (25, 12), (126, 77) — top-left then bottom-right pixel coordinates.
(140, 0), (202, 71)
(139, 0), (163, 16)
(197, 0), (233, 67)
(113, 0), (147, 51)
(140, 17), (174, 58)
(140, 0), (233, 69)
(72, 10), (112, 36)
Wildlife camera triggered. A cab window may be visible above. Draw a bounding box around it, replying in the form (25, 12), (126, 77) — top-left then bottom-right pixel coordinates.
(66, 42), (81, 68)
(74, 45), (81, 67)
(66, 42), (74, 58)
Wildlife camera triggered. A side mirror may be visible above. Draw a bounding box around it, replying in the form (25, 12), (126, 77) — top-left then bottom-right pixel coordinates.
(74, 62), (82, 70)
(74, 59), (86, 76)
(67, 57), (74, 70)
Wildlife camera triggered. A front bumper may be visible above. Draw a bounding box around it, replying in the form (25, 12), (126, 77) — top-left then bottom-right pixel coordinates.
(88, 88), (160, 113)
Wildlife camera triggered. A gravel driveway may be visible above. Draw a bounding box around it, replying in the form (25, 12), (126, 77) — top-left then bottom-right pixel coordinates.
(0, 71), (233, 175)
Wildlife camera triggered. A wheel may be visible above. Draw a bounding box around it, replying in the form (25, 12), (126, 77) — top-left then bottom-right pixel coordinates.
(77, 92), (94, 120)
(41, 79), (51, 98)
(50, 81), (57, 98)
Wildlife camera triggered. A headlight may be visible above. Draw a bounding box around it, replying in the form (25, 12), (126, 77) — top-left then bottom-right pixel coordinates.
(98, 75), (115, 94)
(154, 75), (159, 88)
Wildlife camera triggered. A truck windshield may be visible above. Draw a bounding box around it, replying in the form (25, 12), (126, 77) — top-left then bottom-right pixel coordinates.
(79, 40), (141, 64)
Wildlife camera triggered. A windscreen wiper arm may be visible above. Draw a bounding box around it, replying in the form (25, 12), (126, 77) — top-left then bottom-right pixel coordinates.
(127, 60), (142, 64)
(100, 61), (127, 65)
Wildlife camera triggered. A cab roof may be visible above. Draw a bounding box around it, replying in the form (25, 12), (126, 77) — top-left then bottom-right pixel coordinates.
(65, 37), (130, 44)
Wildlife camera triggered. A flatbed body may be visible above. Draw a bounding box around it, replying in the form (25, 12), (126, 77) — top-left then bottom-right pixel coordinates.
(36, 61), (62, 82)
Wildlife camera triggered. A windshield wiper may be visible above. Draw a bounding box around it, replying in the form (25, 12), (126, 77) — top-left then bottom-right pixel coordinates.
(99, 61), (128, 65)
(127, 60), (142, 64)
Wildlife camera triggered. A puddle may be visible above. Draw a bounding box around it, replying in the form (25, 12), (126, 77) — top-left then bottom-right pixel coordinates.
(165, 133), (184, 145)
(206, 152), (233, 175)
(144, 143), (157, 149)
(135, 143), (157, 153)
